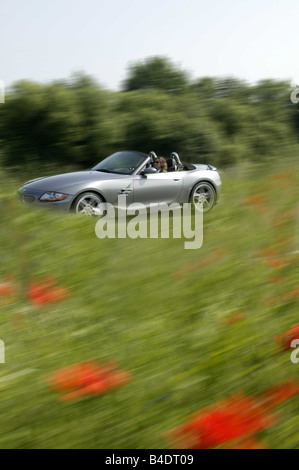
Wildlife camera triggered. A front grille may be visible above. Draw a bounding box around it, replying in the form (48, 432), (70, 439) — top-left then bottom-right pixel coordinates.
(18, 192), (36, 204)
(23, 195), (35, 203)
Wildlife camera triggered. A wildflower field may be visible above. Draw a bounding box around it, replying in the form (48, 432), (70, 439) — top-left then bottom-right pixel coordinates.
(0, 161), (298, 449)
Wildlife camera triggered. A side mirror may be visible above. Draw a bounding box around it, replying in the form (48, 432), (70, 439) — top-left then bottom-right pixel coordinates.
(141, 167), (157, 177)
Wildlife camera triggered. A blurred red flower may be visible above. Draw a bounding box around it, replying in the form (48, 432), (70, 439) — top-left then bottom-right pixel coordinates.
(270, 208), (297, 227)
(274, 324), (299, 351)
(266, 288), (299, 307)
(275, 236), (291, 246)
(172, 248), (227, 280)
(167, 393), (275, 449)
(261, 380), (299, 408)
(256, 248), (279, 258)
(49, 360), (131, 401)
(243, 196), (267, 206)
(28, 279), (69, 305)
(269, 171), (293, 181)
(167, 381), (299, 449)
(12, 313), (26, 329)
(268, 275), (286, 284)
(263, 257), (289, 268)
(281, 288), (299, 301)
(220, 311), (247, 325)
(0, 281), (15, 296)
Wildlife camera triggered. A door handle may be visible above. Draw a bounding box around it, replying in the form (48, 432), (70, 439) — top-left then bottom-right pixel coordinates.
(173, 178), (180, 181)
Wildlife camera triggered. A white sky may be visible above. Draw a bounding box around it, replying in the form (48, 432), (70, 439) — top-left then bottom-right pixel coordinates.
(1, 0), (298, 90)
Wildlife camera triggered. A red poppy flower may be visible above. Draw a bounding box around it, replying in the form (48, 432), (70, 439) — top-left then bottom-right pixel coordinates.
(243, 196), (267, 206)
(167, 381), (299, 449)
(261, 380), (299, 408)
(59, 370), (132, 401)
(220, 311), (247, 325)
(49, 361), (105, 392)
(266, 288), (299, 307)
(274, 324), (299, 351)
(281, 288), (299, 301)
(270, 208), (297, 227)
(0, 281), (15, 296)
(256, 248), (279, 258)
(263, 257), (289, 268)
(172, 249), (227, 280)
(28, 279), (69, 305)
(167, 393), (275, 449)
(268, 275), (286, 284)
(275, 236), (291, 246)
(49, 361), (131, 401)
(12, 313), (26, 329)
(269, 172), (293, 181)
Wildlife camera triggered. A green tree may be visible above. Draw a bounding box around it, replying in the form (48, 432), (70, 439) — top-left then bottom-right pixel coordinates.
(122, 56), (189, 92)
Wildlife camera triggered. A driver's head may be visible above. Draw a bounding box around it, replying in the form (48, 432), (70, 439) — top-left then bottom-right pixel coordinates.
(153, 157), (167, 171)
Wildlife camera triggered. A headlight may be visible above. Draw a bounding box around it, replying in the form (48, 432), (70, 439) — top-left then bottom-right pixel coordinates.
(39, 192), (68, 201)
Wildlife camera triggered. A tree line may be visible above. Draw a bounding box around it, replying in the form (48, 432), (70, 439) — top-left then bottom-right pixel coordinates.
(0, 57), (298, 170)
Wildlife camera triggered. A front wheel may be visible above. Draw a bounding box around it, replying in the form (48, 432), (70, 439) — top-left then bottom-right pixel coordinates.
(73, 192), (104, 216)
(190, 182), (216, 212)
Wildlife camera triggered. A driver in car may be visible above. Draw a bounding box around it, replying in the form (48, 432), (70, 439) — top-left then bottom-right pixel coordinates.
(153, 157), (167, 173)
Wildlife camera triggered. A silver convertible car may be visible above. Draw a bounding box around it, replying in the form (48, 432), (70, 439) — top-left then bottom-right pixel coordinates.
(18, 151), (222, 213)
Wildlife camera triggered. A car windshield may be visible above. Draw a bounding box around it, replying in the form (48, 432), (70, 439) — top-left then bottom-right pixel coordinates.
(92, 151), (148, 175)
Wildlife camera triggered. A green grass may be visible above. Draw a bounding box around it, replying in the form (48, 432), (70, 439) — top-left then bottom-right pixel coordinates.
(0, 162), (298, 448)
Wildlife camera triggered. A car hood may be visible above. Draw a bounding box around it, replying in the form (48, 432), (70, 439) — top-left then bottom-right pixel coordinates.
(21, 171), (127, 192)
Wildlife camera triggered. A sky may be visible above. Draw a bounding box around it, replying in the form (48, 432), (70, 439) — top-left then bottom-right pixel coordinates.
(1, 0), (298, 90)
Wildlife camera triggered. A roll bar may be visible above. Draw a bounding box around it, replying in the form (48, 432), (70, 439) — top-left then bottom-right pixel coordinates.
(149, 151), (158, 163)
(171, 152), (182, 166)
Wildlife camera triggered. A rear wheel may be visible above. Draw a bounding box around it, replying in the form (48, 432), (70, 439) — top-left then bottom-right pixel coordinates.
(74, 192), (104, 216)
(190, 182), (216, 212)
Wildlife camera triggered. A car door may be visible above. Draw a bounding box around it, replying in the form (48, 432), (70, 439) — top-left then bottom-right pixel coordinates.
(133, 172), (184, 206)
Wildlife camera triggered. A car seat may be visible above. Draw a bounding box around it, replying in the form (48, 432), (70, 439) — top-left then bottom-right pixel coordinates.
(167, 157), (177, 172)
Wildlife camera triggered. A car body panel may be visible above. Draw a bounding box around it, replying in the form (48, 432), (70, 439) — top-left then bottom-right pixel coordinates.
(133, 172), (184, 205)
